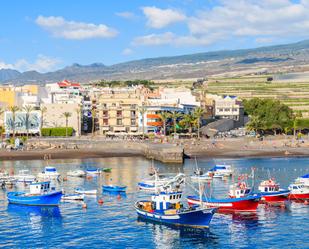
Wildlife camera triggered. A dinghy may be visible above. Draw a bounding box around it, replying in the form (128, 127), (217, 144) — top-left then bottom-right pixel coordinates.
(74, 187), (97, 195)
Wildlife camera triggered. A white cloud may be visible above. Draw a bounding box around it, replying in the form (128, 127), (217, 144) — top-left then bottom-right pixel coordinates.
(0, 55), (60, 72)
(135, 1), (309, 47)
(142, 6), (186, 28)
(122, 48), (133, 55)
(116, 11), (136, 19)
(36, 15), (118, 40)
(133, 32), (223, 47)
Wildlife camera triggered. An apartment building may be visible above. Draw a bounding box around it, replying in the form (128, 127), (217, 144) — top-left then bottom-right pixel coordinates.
(97, 88), (145, 134)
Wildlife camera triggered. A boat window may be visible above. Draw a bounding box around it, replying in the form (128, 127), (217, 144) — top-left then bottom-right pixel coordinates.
(293, 186), (297, 189)
(41, 185), (43, 190)
(245, 189), (250, 194)
(241, 190), (244, 194)
(179, 194), (182, 198)
(265, 187), (268, 192)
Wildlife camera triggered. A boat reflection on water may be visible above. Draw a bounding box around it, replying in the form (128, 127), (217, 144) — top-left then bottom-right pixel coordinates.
(7, 204), (62, 218)
(137, 217), (218, 247)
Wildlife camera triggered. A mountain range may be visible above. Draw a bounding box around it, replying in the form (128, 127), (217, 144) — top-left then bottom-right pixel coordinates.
(2, 39), (309, 84)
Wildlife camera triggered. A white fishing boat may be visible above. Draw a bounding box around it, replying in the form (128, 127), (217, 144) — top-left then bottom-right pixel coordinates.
(190, 168), (212, 182)
(138, 173), (185, 192)
(37, 167), (61, 181)
(207, 164), (233, 178)
(86, 168), (101, 175)
(74, 187), (97, 195)
(14, 170), (36, 183)
(61, 193), (85, 201)
(67, 170), (86, 177)
(295, 174), (309, 186)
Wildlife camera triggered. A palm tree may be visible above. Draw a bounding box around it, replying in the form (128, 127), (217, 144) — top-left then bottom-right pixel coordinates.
(169, 111), (182, 136)
(23, 105), (34, 138)
(0, 107), (4, 143)
(181, 113), (195, 138)
(9, 106), (19, 138)
(193, 107), (204, 139)
(39, 106), (47, 136)
(75, 105), (82, 137)
(91, 108), (96, 137)
(139, 106), (147, 139)
(246, 115), (264, 134)
(62, 112), (72, 137)
(158, 111), (169, 136)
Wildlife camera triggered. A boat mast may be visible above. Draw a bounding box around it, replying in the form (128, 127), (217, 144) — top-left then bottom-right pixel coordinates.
(195, 157), (203, 207)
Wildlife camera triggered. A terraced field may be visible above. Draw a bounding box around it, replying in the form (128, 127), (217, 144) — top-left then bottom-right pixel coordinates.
(206, 75), (309, 117)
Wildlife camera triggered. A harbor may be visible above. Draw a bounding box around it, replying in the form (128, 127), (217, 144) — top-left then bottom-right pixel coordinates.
(0, 156), (308, 248)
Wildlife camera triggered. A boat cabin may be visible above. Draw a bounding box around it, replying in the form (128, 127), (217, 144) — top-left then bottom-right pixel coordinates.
(258, 179), (280, 193)
(229, 182), (251, 198)
(30, 181), (51, 195)
(151, 191), (182, 211)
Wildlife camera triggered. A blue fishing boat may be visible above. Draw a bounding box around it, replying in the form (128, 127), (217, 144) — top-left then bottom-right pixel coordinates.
(102, 185), (127, 192)
(7, 181), (62, 206)
(135, 191), (217, 228)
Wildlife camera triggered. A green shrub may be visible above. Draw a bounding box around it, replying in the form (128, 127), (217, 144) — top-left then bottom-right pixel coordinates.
(41, 127), (74, 136)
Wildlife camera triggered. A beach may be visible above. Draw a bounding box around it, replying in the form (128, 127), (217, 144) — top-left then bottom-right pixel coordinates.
(0, 136), (309, 161)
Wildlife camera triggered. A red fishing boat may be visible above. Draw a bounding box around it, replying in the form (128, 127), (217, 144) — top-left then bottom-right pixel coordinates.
(258, 179), (289, 204)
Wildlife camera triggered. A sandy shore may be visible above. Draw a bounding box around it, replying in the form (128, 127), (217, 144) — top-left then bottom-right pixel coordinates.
(0, 136), (308, 161)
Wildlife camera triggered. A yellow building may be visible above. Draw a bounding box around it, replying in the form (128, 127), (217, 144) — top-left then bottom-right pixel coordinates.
(97, 89), (145, 134)
(0, 84), (39, 108)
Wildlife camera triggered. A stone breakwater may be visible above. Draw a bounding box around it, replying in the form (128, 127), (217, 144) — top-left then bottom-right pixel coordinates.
(16, 138), (184, 164)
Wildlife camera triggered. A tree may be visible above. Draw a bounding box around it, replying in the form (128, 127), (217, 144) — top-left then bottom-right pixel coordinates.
(139, 106), (147, 139)
(158, 111), (169, 136)
(193, 107), (204, 139)
(169, 111), (182, 136)
(62, 112), (72, 137)
(0, 107), (4, 142)
(91, 108), (96, 137)
(8, 106), (19, 138)
(75, 105), (82, 137)
(40, 106), (47, 136)
(246, 115), (265, 134)
(180, 113), (195, 137)
(23, 105), (34, 138)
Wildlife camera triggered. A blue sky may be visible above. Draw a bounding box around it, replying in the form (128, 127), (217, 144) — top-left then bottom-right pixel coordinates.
(0, 0), (308, 72)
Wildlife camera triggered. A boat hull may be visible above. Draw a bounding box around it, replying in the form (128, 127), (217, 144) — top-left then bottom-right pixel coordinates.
(7, 191), (62, 206)
(135, 204), (216, 228)
(102, 186), (127, 192)
(288, 193), (309, 200)
(187, 195), (261, 212)
(259, 191), (289, 204)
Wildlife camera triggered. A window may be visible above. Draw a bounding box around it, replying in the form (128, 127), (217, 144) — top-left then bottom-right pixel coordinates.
(219, 108), (223, 112)
(117, 119), (122, 125)
(131, 110), (136, 118)
(103, 119), (108, 125)
(232, 108), (237, 112)
(131, 119), (136, 125)
(117, 110), (122, 118)
(224, 108), (230, 112)
(265, 187), (268, 192)
(103, 111), (108, 117)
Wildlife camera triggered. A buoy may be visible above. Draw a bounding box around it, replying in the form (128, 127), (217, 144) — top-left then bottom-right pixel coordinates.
(63, 177), (68, 181)
(86, 175), (92, 180)
(98, 198), (104, 205)
(82, 202), (87, 209)
(304, 200), (309, 205)
(117, 194), (121, 200)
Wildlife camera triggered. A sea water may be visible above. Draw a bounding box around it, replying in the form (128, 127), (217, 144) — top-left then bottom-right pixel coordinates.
(0, 157), (308, 249)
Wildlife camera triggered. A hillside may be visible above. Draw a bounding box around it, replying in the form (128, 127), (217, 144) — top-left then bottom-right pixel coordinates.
(2, 39), (309, 83)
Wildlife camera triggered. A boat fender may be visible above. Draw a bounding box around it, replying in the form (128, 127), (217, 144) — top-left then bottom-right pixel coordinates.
(117, 194), (121, 200)
(98, 198), (104, 205)
(63, 177), (68, 181)
(82, 202), (87, 209)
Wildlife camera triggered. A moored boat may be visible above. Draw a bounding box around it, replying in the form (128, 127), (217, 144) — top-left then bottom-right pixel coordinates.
(37, 167), (61, 181)
(258, 179), (289, 204)
(67, 170), (86, 177)
(187, 194), (261, 213)
(14, 170), (36, 183)
(295, 173), (309, 186)
(74, 187), (97, 195)
(7, 181), (62, 206)
(102, 185), (127, 192)
(61, 193), (85, 201)
(288, 182), (309, 201)
(207, 164), (233, 178)
(135, 191), (217, 228)
(138, 173), (185, 192)
(86, 168), (101, 175)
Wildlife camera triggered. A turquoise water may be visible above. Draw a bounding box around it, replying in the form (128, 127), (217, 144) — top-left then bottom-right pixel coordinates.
(0, 157), (309, 248)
